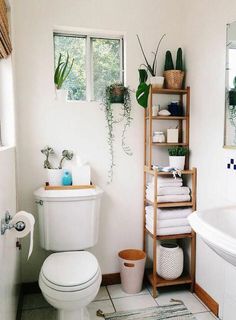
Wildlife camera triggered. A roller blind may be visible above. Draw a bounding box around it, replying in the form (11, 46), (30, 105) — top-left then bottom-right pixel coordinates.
(0, 0), (12, 58)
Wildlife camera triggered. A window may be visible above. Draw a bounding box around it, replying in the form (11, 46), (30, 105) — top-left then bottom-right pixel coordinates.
(53, 32), (124, 101)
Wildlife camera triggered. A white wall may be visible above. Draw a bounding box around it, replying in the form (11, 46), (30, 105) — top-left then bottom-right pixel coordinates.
(182, 1), (236, 317)
(0, 147), (20, 320)
(0, 57), (15, 146)
(12, 0), (185, 282)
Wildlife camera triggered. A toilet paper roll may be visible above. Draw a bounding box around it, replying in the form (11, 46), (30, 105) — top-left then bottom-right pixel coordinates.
(11, 211), (35, 260)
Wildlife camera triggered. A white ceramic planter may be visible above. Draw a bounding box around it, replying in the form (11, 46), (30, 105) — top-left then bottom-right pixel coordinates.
(150, 76), (164, 88)
(46, 169), (63, 186)
(55, 89), (68, 101)
(157, 243), (184, 280)
(169, 156), (185, 170)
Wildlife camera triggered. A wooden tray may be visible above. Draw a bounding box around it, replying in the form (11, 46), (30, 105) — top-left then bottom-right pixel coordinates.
(44, 185), (96, 190)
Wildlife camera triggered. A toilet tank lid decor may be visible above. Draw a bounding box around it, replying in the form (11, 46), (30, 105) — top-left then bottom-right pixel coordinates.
(34, 186), (103, 201)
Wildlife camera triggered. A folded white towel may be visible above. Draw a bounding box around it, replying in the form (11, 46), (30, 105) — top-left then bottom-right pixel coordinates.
(146, 193), (191, 203)
(149, 181), (183, 188)
(152, 176), (183, 183)
(145, 206), (192, 220)
(146, 185), (190, 196)
(146, 214), (190, 228)
(146, 223), (192, 236)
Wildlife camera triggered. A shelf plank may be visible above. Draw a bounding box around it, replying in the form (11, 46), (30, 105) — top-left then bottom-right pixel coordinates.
(145, 228), (193, 240)
(144, 166), (195, 176)
(152, 142), (188, 146)
(151, 87), (188, 95)
(145, 199), (193, 208)
(146, 116), (187, 120)
(147, 271), (192, 288)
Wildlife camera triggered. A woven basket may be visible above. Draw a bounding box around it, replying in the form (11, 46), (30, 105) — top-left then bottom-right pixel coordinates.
(163, 70), (185, 89)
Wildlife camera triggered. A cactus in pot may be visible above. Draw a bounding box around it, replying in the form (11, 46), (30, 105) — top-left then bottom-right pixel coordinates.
(164, 51), (174, 71)
(176, 48), (183, 71)
(163, 47), (185, 89)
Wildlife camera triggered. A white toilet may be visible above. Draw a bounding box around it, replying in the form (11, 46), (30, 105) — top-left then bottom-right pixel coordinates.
(34, 187), (103, 320)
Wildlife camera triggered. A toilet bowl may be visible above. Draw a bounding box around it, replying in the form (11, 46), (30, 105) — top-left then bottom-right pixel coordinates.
(39, 251), (102, 320)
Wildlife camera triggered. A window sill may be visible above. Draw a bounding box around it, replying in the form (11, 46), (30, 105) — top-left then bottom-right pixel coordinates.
(0, 145), (15, 152)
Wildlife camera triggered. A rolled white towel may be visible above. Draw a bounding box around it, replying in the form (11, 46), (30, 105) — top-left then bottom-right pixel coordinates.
(146, 193), (191, 203)
(146, 214), (190, 228)
(146, 186), (190, 196)
(145, 206), (192, 220)
(146, 223), (192, 236)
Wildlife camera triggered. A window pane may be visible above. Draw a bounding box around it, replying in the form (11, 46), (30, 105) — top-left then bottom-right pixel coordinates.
(229, 48), (236, 88)
(54, 34), (86, 100)
(92, 38), (122, 101)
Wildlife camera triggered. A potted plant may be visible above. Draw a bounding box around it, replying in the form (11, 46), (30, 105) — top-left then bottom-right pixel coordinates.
(136, 34), (166, 87)
(54, 53), (74, 100)
(102, 83), (132, 183)
(168, 146), (189, 170)
(163, 48), (185, 89)
(41, 146), (74, 186)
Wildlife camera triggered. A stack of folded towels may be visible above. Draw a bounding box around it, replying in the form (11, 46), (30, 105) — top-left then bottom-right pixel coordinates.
(146, 176), (191, 203)
(145, 205), (192, 235)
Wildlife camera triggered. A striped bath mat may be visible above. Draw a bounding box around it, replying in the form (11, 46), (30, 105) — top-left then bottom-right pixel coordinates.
(99, 303), (196, 320)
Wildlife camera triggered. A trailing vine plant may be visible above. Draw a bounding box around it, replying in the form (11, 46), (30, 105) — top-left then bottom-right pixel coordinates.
(102, 83), (133, 183)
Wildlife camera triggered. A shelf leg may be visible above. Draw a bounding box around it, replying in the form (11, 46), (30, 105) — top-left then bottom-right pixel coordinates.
(152, 285), (158, 298)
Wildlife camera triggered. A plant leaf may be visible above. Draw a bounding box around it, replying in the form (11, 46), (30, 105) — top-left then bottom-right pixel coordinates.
(136, 83), (150, 108)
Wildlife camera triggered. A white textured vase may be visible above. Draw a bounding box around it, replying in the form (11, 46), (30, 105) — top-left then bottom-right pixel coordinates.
(157, 243), (184, 280)
(46, 169), (63, 186)
(169, 156), (185, 170)
(150, 76), (164, 88)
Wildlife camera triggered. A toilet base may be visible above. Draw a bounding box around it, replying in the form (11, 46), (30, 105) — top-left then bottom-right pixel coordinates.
(58, 307), (89, 320)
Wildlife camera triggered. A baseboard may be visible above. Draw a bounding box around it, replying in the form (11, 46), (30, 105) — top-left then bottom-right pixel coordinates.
(22, 281), (40, 294)
(102, 272), (121, 286)
(19, 273), (121, 297)
(194, 283), (219, 317)
(16, 287), (24, 320)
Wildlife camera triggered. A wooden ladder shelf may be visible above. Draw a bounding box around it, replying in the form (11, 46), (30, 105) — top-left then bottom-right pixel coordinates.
(143, 86), (197, 298)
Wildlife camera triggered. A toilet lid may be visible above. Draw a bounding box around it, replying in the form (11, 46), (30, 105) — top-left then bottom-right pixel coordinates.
(41, 251), (99, 287)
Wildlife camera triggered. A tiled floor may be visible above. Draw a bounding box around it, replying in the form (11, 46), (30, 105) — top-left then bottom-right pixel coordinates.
(21, 284), (219, 320)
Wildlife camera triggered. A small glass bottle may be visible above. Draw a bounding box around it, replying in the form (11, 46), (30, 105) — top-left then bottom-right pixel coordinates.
(62, 171), (72, 186)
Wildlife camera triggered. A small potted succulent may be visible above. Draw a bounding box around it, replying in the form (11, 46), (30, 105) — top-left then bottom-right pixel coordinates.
(168, 146), (189, 170)
(136, 34), (166, 87)
(41, 146), (74, 185)
(54, 53), (74, 100)
(163, 48), (185, 89)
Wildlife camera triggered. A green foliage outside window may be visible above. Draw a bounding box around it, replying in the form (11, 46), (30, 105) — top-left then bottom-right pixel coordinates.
(54, 34), (122, 101)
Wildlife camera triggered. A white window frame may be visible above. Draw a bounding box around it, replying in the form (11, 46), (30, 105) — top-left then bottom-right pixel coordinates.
(53, 31), (124, 102)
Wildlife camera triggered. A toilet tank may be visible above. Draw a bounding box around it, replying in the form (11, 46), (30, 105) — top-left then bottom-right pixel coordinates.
(34, 187), (103, 251)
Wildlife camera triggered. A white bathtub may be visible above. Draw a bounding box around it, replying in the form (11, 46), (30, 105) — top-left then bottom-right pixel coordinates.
(188, 206), (236, 266)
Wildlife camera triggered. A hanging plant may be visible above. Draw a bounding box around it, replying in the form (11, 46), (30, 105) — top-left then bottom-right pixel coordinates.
(102, 83), (133, 183)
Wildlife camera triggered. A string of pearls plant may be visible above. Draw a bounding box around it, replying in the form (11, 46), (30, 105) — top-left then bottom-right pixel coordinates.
(102, 83), (133, 183)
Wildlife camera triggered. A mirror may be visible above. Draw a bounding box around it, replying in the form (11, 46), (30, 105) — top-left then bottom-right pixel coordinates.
(224, 22), (236, 148)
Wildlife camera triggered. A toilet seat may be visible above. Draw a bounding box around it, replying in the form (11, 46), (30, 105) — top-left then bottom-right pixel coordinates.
(40, 251), (100, 292)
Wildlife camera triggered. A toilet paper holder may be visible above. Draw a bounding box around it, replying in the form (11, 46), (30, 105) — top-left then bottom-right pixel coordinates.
(1, 211), (26, 235)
